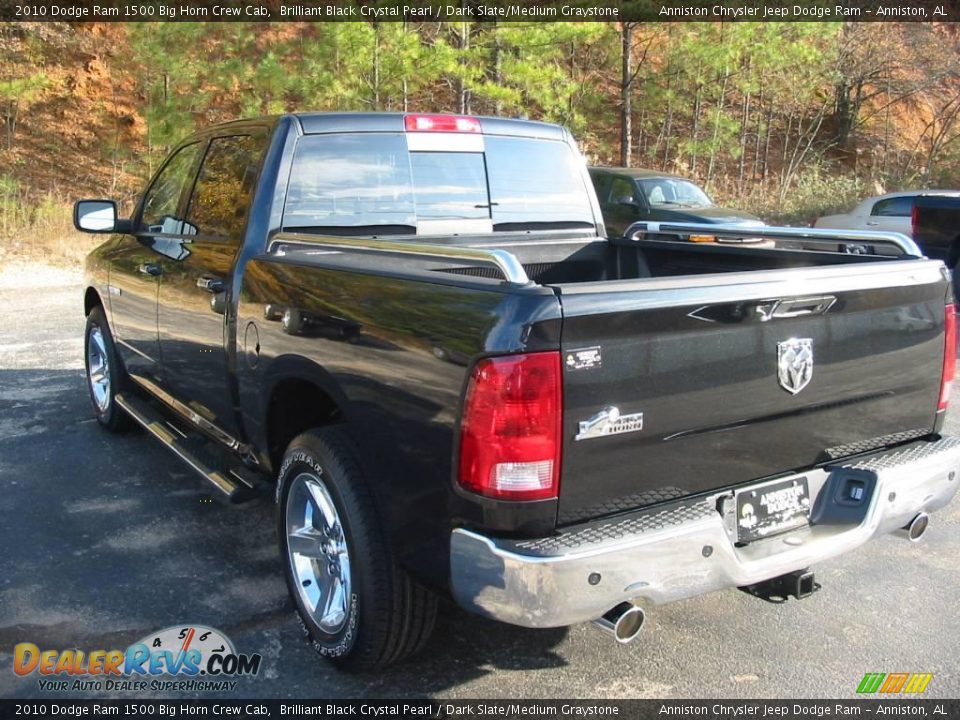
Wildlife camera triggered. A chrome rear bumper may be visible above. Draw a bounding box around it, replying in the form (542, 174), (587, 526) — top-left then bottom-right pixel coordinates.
(450, 437), (960, 628)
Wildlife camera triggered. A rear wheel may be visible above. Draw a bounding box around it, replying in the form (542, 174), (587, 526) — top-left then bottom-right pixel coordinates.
(277, 428), (437, 670)
(84, 306), (131, 432)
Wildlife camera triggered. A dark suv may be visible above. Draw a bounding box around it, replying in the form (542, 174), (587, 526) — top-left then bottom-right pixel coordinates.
(589, 166), (764, 239)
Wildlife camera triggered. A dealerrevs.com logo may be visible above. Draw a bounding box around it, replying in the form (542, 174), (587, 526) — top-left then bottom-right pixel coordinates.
(13, 625), (262, 693)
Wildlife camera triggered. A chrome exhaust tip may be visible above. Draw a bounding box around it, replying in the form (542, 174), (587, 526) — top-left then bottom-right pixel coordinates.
(899, 513), (929, 542)
(592, 602), (645, 644)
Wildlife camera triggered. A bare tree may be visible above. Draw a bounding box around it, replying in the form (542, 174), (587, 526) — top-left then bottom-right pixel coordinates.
(620, 23), (635, 166)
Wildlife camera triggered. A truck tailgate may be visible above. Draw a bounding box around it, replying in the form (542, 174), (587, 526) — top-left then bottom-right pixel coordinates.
(552, 260), (949, 525)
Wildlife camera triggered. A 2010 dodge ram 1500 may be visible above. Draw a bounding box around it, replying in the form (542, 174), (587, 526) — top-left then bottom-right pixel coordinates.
(75, 112), (960, 670)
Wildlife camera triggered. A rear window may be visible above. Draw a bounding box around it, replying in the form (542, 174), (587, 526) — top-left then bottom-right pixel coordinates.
(410, 151), (488, 221)
(283, 132), (595, 235)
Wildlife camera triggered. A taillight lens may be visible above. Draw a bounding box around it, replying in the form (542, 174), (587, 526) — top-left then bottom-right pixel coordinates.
(404, 114), (482, 133)
(911, 203), (919, 239)
(939, 304), (956, 412)
(458, 352), (562, 501)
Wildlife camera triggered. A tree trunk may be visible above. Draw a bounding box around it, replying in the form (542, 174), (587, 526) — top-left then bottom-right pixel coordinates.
(662, 102), (673, 169)
(738, 91), (751, 196)
(832, 22), (856, 151)
(661, 63), (673, 170)
(882, 78), (891, 177)
(4, 101), (12, 150)
(372, 21), (381, 111)
(780, 104), (828, 205)
(402, 21), (409, 112)
(637, 107), (646, 162)
(456, 20), (471, 115)
(834, 79), (851, 149)
(762, 105), (773, 186)
(706, 69), (728, 188)
(752, 84), (763, 182)
(8, 99), (19, 151)
(780, 111), (794, 189)
(620, 23), (633, 167)
(492, 22), (502, 116)
(691, 80), (702, 175)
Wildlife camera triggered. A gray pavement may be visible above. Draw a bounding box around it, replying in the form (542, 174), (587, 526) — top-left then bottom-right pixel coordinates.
(1, 268), (958, 699)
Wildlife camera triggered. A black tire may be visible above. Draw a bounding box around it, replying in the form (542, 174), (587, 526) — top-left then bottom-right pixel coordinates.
(276, 428), (437, 670)
(282, 308), (303, 335)
(84, 305), (132, 432)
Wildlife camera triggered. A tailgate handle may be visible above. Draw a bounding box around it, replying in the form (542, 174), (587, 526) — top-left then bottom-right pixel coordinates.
(757, 296), (836, 321)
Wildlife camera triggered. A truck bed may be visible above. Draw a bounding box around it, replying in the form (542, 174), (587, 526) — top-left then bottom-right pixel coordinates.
(271, 231), (950, 527)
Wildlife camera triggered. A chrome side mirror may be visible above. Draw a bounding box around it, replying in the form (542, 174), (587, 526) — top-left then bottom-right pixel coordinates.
(74, 200), (122, 233)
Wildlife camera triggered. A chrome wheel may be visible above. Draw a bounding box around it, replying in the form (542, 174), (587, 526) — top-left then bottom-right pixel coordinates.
(285, 472), (352, 634)
(87, 325), (111, 413)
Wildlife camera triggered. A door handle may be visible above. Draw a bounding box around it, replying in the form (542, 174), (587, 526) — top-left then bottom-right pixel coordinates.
(865, 221), (880, 226)
(197, 276), (226, 293)
(138, 262), (162, 276)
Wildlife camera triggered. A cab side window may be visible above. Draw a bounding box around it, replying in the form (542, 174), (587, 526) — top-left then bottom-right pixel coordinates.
(608, 177), (635, 205)
(186, 135), (265, 242)
(590, 173), (609, 205)
(139, 143), (202, 234)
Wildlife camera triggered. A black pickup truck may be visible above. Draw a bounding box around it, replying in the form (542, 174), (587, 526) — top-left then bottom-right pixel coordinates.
(76, 112), (960, 670)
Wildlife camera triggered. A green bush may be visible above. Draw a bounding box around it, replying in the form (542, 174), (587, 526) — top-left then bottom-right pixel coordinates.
(0, 174), (29, 237)
(738, 167), (868, 227)
(0, 174), (95, 267)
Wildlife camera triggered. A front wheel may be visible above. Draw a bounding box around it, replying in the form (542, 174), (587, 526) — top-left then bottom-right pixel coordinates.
(84, 306), (131, 432)
(277, 428), (437, 670)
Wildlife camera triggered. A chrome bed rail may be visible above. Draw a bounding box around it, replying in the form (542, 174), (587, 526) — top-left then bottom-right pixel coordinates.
(625, 221), (924, 258)
(267, 232), (532, 286)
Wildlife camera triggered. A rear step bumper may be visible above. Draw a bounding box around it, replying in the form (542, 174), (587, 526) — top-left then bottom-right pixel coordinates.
(450, 437), (960, 628)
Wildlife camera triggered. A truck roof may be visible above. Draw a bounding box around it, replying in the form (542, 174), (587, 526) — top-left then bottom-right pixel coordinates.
(294, 112), (566, 140)
(589, 166), (687, 181)
(182, 112), (572, 147)
(187, 112), (567, 142)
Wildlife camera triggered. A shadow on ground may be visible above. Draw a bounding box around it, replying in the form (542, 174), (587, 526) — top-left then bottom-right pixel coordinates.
(0, 368), (569, 699)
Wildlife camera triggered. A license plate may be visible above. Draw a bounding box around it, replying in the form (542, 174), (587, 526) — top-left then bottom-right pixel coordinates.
(736, 476), (811, 543)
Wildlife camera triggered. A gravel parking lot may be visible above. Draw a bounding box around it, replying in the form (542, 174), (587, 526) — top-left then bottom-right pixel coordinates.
(1, 265), (959, 700)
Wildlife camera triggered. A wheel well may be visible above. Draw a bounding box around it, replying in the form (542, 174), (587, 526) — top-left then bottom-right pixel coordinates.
(84, 287), (103, 315)
(266, 378), (342, 472)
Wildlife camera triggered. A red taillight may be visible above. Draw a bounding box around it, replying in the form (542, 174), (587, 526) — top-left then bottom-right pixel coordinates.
(911, 203), (919, 239)
(458, 352), (562, 501)
(404, 114), (482, 133)
(940, 304), (956, 412)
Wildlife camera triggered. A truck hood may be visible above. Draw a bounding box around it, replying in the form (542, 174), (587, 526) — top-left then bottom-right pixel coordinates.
(649, 206), (765, 226)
